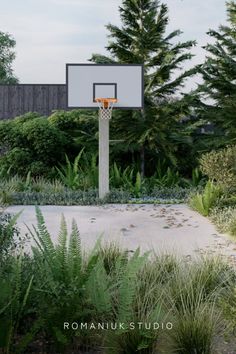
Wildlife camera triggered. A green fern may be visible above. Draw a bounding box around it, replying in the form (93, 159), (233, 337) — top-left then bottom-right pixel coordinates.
(104, 251), (165, 354)
(56, 214), (68, 279)
(116, 249), (149, 325)
(34, 206), (57, 264)
(86, 259), (112, 315)
(67, 219), (82, 279)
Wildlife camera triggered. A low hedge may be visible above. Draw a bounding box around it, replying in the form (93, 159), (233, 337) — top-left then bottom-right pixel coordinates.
(4, 187), (197, 206)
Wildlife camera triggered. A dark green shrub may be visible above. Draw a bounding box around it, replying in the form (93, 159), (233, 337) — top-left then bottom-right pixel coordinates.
(21, 117), (67, 163)
(0, 114), (69, 177)
(48, 109), (98, 154)
(48, 110), (81, 131)
(0, 147), (32, 176)
(0, 113), (42, 149)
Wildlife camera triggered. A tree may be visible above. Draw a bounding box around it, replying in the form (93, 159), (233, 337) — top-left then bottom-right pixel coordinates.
(90, 0), (196, 176)
(197, 1), (236, 146)
(0, 31), (18, 84)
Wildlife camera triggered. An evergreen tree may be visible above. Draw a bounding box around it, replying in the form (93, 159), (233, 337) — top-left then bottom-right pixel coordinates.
(197, 1), (236, 145)
(0, 31), (18, 84)
(91, 0), (196, 176)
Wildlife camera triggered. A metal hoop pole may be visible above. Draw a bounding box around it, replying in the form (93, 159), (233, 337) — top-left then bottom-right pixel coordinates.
(99, 108), (110, 198)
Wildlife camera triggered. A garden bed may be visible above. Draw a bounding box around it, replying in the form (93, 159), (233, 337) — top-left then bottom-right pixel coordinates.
(1, 207), (236, 353)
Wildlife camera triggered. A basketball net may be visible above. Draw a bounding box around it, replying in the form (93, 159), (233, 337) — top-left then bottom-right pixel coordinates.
(95, 98), (118, 120)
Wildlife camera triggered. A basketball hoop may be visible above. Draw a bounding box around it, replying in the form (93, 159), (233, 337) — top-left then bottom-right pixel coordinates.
(67, 64), (143, 199)
(95, 98), (118, 120)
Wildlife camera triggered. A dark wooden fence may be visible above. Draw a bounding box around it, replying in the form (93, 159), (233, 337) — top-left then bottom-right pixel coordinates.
(0, 84), (67, 120)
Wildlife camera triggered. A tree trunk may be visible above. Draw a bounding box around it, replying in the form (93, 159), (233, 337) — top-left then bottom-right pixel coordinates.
(140, 145), (145, 178)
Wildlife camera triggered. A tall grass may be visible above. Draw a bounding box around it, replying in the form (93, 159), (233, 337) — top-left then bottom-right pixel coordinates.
(164, 256), (232, 354)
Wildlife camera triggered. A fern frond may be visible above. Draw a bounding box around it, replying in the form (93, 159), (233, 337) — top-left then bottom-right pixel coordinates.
(116, 249), (149, 325)
(86, 259), (112, 315)
(68, 219), (82, 280)
(56, 214), (68, 278)
(35, 206), (56, 258)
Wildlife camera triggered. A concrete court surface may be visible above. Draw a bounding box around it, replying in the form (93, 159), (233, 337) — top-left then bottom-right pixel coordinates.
(6, 204), (236, 260)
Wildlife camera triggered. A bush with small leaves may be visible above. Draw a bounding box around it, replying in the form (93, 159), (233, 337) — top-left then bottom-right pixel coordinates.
(0, 114), (69, 177)
(200, 146), (236, 190)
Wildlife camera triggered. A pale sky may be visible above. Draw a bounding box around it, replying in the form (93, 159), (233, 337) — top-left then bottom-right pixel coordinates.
(0, 0), (227, 90)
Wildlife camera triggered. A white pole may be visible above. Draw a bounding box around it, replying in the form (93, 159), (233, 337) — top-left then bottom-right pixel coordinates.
(99, 111), (109, 199)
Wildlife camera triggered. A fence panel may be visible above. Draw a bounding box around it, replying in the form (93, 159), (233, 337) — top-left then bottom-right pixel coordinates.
(0, 84), (67, 120)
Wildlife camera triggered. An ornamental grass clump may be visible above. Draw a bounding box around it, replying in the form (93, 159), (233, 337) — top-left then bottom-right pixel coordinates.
(164, 256), (232, 354)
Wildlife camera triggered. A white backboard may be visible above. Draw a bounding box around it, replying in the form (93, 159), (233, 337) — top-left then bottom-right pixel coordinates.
(66, 64), (144, 109)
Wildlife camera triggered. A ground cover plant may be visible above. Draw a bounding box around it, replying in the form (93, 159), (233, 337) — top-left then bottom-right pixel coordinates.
(0, 175), (200, 206)
(0, 207), (236, 354)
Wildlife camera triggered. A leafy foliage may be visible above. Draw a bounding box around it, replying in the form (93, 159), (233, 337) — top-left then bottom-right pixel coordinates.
(91, 0), (196, 175)
(0, 210), (23, 260)
(0, 114), (68, 177)
(211, 206), (236, 237)
(0, 31), (18, 84)
(197, 1), (236, 145)
(56, 150), (84, 190)
(200, 145), (236, 190)
(189, 181), (221, 216)
(48, 109), (98, 154)
(0, 256), (34, 353)
(149, 161), (182, 188)
(110, 163), (144, 197)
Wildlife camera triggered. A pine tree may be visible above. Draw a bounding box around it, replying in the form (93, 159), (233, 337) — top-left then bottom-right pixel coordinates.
(90, 0), (196, 176)
(198, 1), (236, 145)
